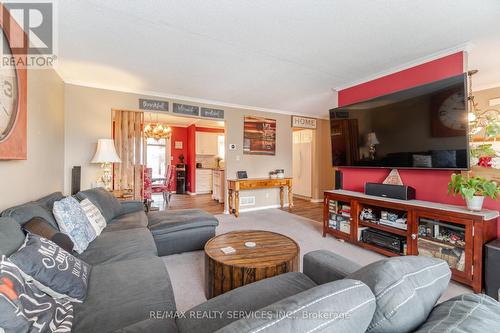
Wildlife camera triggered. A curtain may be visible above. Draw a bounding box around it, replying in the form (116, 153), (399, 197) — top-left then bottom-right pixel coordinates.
(113, 110), (144, 200)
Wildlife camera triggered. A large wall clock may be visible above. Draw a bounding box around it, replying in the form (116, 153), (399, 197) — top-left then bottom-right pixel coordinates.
(431, 87), (467, 137)
(0, 4), (27, 160)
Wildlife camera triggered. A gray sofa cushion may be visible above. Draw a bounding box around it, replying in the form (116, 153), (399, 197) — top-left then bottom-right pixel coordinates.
(106, 211), (149, 232)
(0, 217), (26, 256)
(76, 188), (123, 222)
(303, 250), (363, 285)
(216, 279), (376, 333)
(148, 209), (219, 233)
(2, 202), (59, 229)
(113, 318), (178, 333)
(73, 257), (176, 333)
(348, 256), (451, 333)
(34, 192), (65, 211)
(414, 293), (500, 333)
(177, 272), (316, 333)
(118, 200), (144, 216)
(78, 228), (157, 265)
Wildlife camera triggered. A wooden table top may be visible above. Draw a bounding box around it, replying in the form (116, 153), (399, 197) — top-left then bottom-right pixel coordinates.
(204, 230), (299, 269)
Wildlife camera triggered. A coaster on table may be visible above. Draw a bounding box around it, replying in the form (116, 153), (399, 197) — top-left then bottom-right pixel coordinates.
(245, 242), (256, 248)
(221, 246), (236, 254)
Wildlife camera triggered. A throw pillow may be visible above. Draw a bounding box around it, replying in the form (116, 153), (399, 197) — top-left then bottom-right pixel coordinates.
(80, 198), (106, 235)
(412, 154), (432, 168)
(0, 217), (25, 257)
(23, 216), (74, 253)
(9, 233), (91, 302)
(75, 188), (123, 223)
(0, 255), (73, 332)
(347, 256), (451, 333)
(414, 293), (500, 332)
(53, 196), (97, 253)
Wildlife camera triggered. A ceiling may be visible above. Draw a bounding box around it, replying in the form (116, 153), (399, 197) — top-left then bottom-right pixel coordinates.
(57, 0), (500, 117)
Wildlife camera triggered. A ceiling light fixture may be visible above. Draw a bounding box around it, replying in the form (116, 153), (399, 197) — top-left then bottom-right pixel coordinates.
(144, 113), (172, 140)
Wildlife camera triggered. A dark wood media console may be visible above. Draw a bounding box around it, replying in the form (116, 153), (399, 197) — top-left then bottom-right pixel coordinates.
(323, 190), (499, 293)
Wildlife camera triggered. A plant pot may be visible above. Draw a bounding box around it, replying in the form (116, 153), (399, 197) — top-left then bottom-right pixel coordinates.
(465, 196), (485, 211)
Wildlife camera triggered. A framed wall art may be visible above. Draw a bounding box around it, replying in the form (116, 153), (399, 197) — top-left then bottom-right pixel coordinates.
(243, 116), (276, 155)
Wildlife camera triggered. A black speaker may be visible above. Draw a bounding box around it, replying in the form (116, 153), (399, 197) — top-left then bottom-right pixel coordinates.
(334, 170), (342, 190)
(71, 166), (81, 195)
(365, 183), (416, 200)
(485, 239), (500, 300)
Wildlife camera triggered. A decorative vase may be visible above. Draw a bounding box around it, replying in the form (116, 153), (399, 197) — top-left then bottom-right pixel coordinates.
(465, 196), (485, 211)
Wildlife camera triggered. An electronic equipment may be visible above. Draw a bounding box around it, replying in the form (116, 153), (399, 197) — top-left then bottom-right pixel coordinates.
(71, 166), (81, 195)
(361, 228), (406, 255)
(176, 163), (186, 194)
(485, 239), (500, 300)
(334, 170), (343, 189)
(329, 74), (468, 170)
(237, 171), (248, 179)
(365, 183), (416, 200)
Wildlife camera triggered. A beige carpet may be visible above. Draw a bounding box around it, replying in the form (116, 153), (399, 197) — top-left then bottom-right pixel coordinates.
(162, 209), (471, 312)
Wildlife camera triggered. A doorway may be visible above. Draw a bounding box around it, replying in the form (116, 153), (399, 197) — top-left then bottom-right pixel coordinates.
(292, 129), (313, 198)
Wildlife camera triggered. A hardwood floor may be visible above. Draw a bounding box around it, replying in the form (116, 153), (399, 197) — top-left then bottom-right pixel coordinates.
(281, 197), (323, 223)
(152, 193), (322, 222)
(152, 193), (225, 215)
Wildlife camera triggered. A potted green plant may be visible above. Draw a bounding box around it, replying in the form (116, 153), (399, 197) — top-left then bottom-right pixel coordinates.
(448, 174), (500, 211)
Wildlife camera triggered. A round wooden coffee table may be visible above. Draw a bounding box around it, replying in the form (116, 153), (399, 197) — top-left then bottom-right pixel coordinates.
(204, 230), (300, 299)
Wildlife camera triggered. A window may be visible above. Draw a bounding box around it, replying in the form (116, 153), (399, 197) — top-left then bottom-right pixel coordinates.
(217, 135), (225, 159)
(146, 137), (167, 179)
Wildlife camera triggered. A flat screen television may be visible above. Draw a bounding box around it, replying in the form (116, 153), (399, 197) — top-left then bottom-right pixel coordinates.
(330, 73), (469, 170)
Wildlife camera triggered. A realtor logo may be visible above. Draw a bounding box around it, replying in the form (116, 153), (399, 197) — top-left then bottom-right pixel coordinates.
(1, 1), (57, 68)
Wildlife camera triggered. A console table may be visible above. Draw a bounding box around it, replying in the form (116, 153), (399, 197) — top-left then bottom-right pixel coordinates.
(323, 190), (499, 293)
(227, 178), (293, 217)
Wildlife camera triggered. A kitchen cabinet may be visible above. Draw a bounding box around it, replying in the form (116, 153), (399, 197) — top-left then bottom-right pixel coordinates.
(196, 132), (219, 155)
(212, 169), (225, 203)
(196, 169), (213, 194)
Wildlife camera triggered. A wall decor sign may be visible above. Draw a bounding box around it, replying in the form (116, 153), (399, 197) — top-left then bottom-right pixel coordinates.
(173, 103), (200, 116)
(175, 141), (183, 149)
(201, 107), (224, 119)
(138, 98), (168, 112)
(291, 116), (317, 129)
(243, 116), (276, 155)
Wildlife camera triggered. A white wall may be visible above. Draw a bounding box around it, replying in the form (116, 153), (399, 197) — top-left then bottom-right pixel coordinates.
(0, 69), (64, 210)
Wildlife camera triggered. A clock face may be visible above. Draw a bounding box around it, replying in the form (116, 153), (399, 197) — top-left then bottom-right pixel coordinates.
(438, 90), (466, 131)
(0, 30), (18, 142)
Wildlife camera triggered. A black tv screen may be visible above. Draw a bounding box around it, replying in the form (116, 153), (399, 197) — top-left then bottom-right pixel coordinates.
(330, 74), (469, 170)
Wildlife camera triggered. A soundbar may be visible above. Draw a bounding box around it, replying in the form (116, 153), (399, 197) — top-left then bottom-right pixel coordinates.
(365, 183), (416, 200)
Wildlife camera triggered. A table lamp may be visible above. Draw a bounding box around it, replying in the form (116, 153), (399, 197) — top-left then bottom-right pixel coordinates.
(91, 139), (121, 190)
(366, 132), (380, 160)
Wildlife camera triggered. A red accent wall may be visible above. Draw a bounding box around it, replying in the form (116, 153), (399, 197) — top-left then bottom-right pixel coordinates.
(337, 51), (499, 235)
(187, 125), (196, 193)
(170, 127), (188, 165)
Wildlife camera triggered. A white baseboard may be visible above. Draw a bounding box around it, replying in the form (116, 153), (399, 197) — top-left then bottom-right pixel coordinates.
(310, 198), (323, 203)
(225, 203), (290, 215)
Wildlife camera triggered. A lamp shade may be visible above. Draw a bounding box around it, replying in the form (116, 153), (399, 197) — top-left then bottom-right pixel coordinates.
(366, 132), (380, 145)
(91, 139), (121, 163)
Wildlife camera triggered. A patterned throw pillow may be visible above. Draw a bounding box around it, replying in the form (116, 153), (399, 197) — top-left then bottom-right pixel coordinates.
(9, 233), (91, 303)
(80, 198), (106, 236)
(0, 256), (73, 333)
(53, 197), (97, 254)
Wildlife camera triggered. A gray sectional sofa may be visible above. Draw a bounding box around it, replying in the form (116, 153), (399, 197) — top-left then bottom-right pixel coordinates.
(1, 189), (500, 332)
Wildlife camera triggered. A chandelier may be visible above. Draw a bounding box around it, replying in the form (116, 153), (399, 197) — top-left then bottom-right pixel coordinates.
(467, 70), (499, 139)
(144, 114), (172, 141)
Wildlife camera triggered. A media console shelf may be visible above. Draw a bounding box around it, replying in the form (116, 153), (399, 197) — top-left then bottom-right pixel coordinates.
(323, 189), (499, 292)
